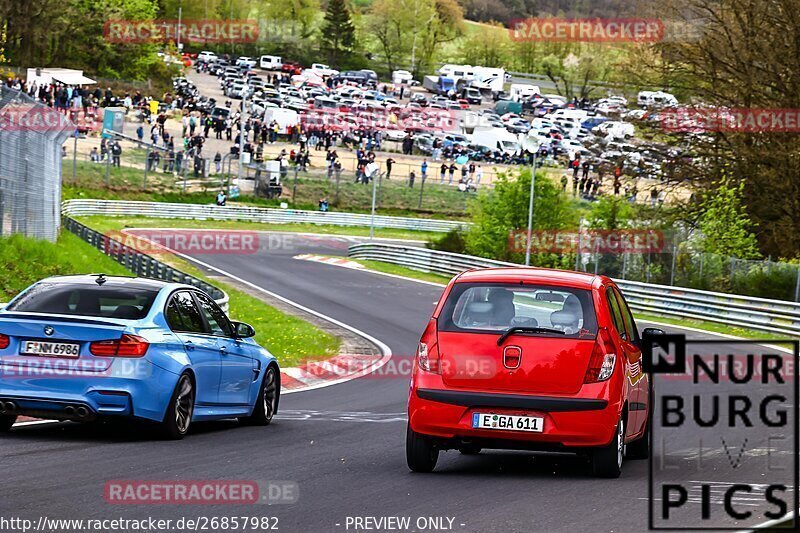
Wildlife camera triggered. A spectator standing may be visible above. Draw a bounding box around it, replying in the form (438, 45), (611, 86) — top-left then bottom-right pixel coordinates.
(385, 157), (395, 179)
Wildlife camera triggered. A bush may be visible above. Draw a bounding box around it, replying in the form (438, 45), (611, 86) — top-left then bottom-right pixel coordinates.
(427, 228), (466, 254)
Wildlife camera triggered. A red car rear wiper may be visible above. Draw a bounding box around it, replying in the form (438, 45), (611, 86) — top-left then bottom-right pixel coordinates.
(497, 326), (565, 346)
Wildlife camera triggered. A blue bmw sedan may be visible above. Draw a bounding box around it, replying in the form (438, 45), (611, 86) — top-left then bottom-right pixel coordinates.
(0, 275), (280, 439)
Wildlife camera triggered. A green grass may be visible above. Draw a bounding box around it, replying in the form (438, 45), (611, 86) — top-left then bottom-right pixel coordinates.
(350, 259), (454, 284)
(632, 312), (789, 342)
(0, 232), (131, 300)
(64, 160), (474, 220)
(77, 216), (438, 242)
(0, 229), (340, 367)
(146, 251), (340, 367)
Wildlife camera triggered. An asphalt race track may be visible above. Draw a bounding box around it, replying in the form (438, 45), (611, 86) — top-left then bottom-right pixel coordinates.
(2, 232), (795, 532)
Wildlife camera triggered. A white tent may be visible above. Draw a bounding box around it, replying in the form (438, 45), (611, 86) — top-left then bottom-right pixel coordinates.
(26, 68), (96, 87)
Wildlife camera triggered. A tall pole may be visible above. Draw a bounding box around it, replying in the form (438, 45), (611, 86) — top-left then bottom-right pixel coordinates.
(524, 152), (537, 266)
(237, 82), (248, 183)
(143, 146), (149, 188)
(105, 147), (111, 187)
(176, 3), (183, 52)
(575, 217), (584, 271)
(71, 130), (78, 183)
(369, 171), (379, 240)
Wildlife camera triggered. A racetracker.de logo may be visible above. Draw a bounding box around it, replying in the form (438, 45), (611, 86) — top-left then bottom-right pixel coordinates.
(104, 230), (260, 256)
(103, 19), (259, 44)
(300, 107), (459, 135)
(508, 18), (664, 42)
(0, 104), (74, 133)
(661, 107), (800, 133)
(508, 229), (666, 254)
(104, 480), (298, 505)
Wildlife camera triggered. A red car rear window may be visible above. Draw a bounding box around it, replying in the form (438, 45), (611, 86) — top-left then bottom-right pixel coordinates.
(439, 283), (598, 338)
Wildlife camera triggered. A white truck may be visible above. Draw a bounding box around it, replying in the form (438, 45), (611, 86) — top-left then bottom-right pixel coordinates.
(472, 67), (506, 94)
(509, 83), (541, 102)
(471, 127), (521, 156)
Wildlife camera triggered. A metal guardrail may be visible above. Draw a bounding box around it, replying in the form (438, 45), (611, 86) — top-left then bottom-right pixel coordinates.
(62, 199), (467, 233)
(348, 242), (800, 337)
(63, 217), (229, 313)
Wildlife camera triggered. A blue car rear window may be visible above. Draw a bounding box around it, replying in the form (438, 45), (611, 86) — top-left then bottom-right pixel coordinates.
(6, 283), (159, 319)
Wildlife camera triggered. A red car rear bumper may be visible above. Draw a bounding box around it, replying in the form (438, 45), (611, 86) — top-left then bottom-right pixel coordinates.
(408, 379), (622, 449)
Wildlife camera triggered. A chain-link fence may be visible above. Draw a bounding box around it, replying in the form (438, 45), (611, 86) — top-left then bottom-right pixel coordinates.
(0, 86), (74, 241)
(581, 245), (800, 302)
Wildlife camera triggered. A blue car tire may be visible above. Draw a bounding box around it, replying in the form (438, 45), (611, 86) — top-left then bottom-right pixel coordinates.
(161, 373), (195, 440)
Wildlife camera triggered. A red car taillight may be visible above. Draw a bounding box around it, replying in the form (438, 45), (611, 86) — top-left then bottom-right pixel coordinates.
(584, 327), (616, 383)
(0, 334), (9, 349)
(417, 319), (441, 373)
(90, 334), (149, 358)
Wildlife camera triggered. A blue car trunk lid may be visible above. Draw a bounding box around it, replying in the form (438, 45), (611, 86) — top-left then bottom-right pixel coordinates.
(0, 313), (131, 373)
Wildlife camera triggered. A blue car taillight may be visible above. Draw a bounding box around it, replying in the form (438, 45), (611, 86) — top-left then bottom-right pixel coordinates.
(90, 334), (149, 358)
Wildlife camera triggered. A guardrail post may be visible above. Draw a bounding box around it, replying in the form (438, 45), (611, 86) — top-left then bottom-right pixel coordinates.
(699, 253), (704, 283)
(669, 243), (677, 286)
(292, 166), (298, 204)
(622, 252), (627, 279)
(795, 264), (800, 302)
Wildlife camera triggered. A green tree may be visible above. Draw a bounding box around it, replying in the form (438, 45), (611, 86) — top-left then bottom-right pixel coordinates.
(368, 0), (461, 75)
(320, 0), (357, 64)
(465, 169), (577, 263)
(695, 179), (761, 259)
(588, 196), (634, 231)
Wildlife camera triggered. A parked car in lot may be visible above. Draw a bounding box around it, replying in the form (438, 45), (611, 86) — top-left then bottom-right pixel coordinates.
(197, 51), (217, 63)
(281, 62), (304, 75)
(0, 275), (280, 439)
(235, 56), (257, 69)
(406, 268), (654, 477)
(259, 55), (282, 70)
(310, 63), (339, 77)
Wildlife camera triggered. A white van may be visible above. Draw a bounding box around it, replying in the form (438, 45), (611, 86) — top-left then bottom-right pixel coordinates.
(509, 83), (540, 102)
(592, 121), (635, 139)
(638, 90), (678, 108)
(471, 127), (521, 156)
(259, 55), (282, 70)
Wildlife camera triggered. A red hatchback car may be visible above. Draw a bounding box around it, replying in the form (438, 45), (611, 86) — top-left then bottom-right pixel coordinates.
(406, 268), (659, 477)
